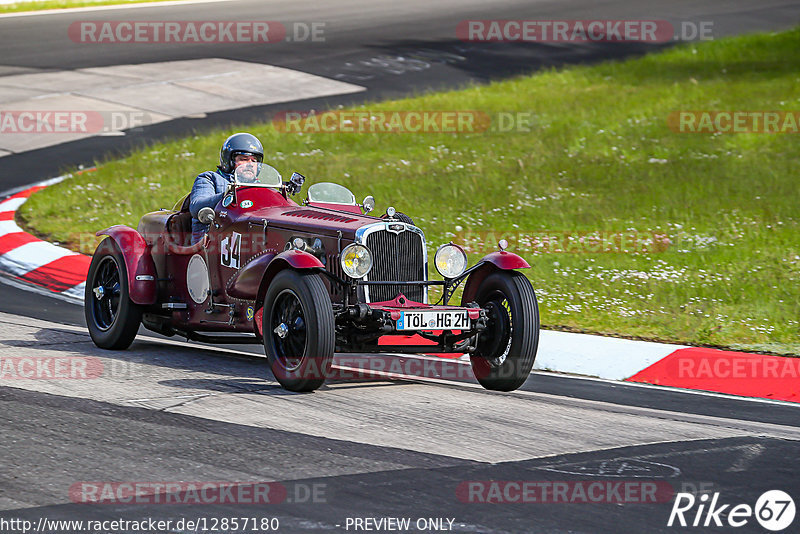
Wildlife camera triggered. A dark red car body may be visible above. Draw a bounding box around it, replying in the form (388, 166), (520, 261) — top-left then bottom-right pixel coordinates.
(87, 176), (540, 392)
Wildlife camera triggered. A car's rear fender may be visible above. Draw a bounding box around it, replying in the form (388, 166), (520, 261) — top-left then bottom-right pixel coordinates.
(96, 225), (157, 305)
(461, 251), (530, 304)
(253, 250), (326, 309)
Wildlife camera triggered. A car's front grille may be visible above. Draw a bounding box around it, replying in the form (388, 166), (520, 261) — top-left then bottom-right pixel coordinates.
(364, 227), (426, 302)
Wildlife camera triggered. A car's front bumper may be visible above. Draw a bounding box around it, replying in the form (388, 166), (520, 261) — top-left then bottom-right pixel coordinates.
(334, 294), (488, 353)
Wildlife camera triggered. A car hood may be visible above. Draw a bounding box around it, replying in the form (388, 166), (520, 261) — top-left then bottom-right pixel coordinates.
(241, 205), (382, 238)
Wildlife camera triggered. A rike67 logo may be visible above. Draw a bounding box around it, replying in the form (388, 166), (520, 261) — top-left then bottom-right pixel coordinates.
(668, 490), (795, 531)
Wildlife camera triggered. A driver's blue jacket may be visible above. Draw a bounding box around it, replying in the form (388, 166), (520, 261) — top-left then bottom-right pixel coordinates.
(189, 169), (234, 244)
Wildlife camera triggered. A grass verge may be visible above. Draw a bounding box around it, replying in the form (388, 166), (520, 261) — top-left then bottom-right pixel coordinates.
(0, 0), (189, 14)
(18, 28), (800, 355)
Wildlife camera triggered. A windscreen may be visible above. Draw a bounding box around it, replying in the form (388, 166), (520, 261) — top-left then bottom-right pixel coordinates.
(234, 163), (282, 188)
(307, 182), (357, 204)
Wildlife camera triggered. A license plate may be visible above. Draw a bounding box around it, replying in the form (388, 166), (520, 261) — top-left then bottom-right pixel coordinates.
(397, 310), (470, 331)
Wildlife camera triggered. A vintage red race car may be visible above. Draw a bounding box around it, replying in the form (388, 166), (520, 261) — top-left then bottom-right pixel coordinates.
(85, 164), (539, 392)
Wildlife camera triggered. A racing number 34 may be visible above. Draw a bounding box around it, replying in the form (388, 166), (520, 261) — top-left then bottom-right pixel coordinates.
(221, 232), (242, 269)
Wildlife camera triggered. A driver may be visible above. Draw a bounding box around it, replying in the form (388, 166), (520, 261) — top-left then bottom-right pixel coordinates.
(189, 132), (264, 244)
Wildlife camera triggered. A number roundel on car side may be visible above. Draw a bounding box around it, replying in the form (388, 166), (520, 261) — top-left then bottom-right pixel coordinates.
(187, 254), (210, 304)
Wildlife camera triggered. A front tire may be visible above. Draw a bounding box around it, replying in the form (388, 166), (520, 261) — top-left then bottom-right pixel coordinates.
(263, 270), (335, 392)
(84, 238), (142, 350)
(466, 271), (539, 391)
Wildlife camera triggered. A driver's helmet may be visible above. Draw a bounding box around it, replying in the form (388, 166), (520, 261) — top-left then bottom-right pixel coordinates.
(218, 132), (264, 174)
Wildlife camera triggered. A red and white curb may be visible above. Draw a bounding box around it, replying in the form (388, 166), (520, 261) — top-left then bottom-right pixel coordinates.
(0, 177), (91, 303)
(394, 332), (798, 403)
(0, 180), (796, 403)
(628, 347), (799, 403)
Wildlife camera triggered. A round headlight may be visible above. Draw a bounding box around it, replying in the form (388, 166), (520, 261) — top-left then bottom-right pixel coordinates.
(435, 244), (468, 279)
(340, 243), (373, 279)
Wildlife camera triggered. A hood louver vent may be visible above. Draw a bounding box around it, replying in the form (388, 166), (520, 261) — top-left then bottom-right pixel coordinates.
(284, 209), (358, 223)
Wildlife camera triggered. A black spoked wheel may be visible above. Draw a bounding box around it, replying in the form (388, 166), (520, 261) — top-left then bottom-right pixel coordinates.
(466, 271), (539, 391)
(263, 270), (334, 392)
(84, 238), (142, 350)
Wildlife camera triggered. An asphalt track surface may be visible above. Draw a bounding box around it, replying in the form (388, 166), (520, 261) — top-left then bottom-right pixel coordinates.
(1, 1), (800, 532)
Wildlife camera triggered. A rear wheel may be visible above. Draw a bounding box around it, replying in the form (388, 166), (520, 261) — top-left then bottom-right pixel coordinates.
(84, 238), (142, 349)
(263, 270), (335, 392)
(467, 271), (539, 391)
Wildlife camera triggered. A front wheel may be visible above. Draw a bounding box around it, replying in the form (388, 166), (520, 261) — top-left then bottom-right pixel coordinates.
(84, 238), (142, 350)
(263, 270), (335, 392)
(466, 271), (539, 391)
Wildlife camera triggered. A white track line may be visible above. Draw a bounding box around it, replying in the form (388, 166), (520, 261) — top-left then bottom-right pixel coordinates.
(27, 317), (795, 408)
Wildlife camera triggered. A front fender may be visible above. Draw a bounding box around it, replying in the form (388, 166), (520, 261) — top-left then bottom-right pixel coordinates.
(227, 251), (277, 300)
(240, 250), (325, 306)
(96, 225), (157, 305)
(461, 251), (530, 304)
(275, 249), (327, 270)
(477, 251), (530, 270)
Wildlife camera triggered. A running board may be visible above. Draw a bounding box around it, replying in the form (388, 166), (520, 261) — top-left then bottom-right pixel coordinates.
(185, 331), (262, 345)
